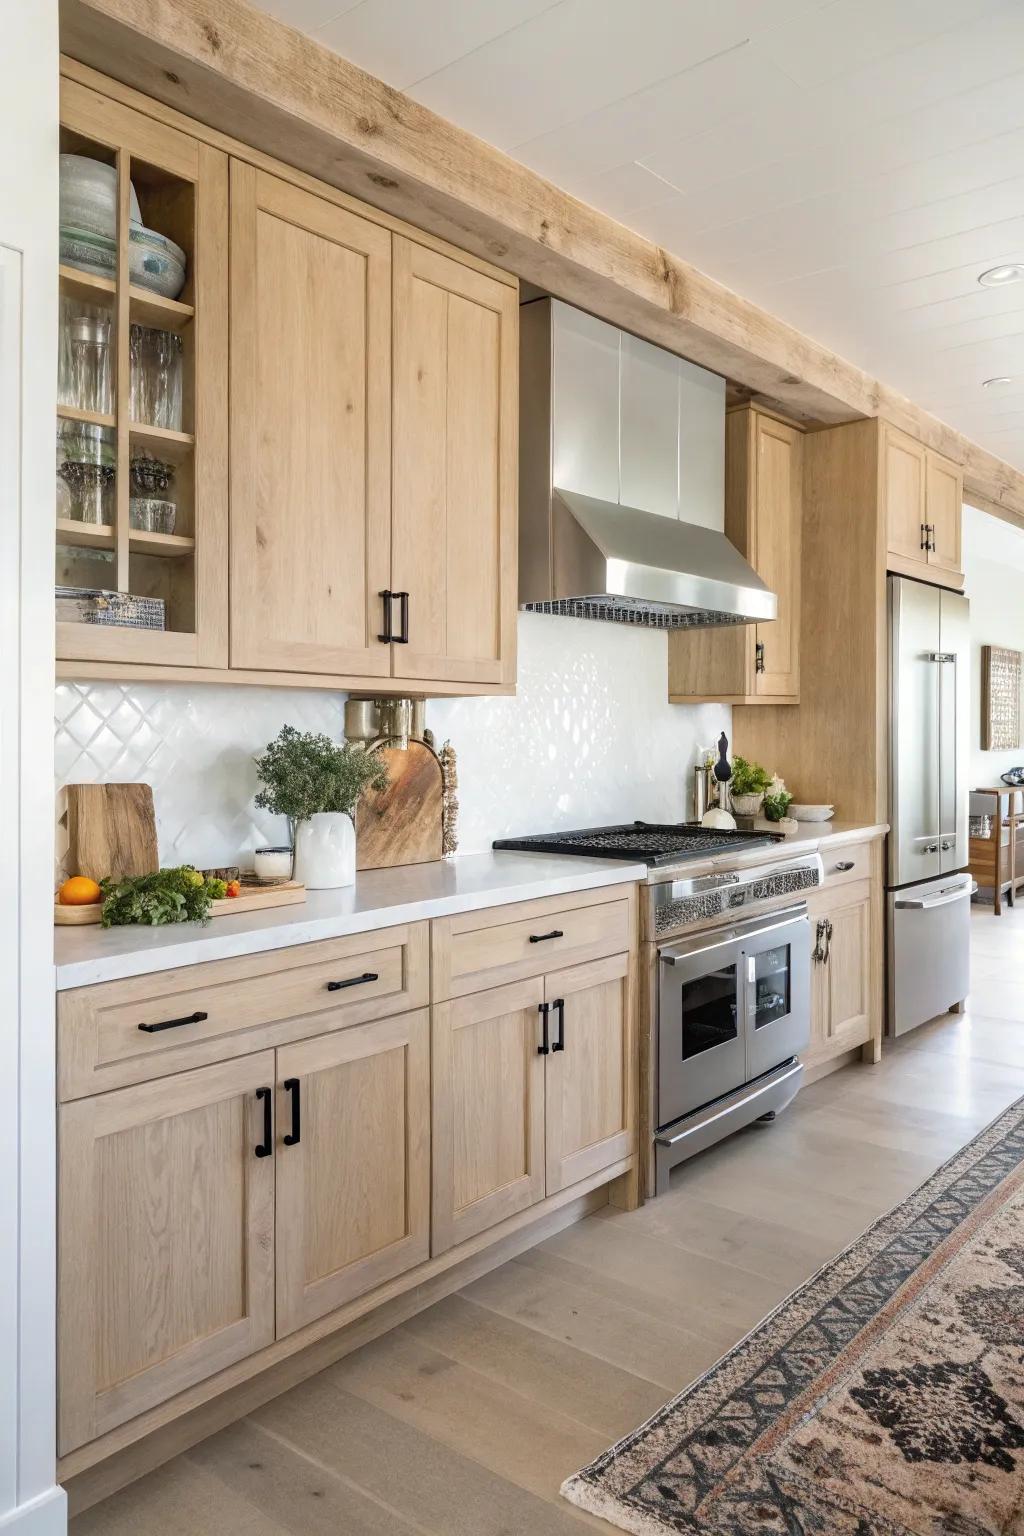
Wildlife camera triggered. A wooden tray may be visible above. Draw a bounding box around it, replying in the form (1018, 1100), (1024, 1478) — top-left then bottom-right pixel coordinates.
(55, 880), (306, 926)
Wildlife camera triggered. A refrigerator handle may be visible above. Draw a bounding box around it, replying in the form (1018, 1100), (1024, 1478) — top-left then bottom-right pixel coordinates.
(895, 881), (977, 911)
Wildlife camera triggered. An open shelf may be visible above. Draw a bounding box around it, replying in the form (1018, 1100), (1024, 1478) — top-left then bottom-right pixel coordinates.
(59, 264), (116, 303)
(128, 285), (194, 332)
(129, 422), (195, 464)
(57, 402), (116, 430)
(55, 519), (195, 558)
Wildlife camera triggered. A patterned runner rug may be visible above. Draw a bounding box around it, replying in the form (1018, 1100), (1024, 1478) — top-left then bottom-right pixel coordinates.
(562, 1098), (1024, 1535)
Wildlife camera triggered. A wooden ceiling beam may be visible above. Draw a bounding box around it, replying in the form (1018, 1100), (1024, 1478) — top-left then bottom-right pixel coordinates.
(60, 0), (1024, 522)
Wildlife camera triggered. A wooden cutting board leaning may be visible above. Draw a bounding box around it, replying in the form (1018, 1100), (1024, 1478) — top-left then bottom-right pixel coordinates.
(64, 782), (159, 883)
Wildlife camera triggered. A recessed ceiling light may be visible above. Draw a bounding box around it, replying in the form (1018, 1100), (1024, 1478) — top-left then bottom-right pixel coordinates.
(982, 376), (1015, 388)
(978, 264), (1024, 287)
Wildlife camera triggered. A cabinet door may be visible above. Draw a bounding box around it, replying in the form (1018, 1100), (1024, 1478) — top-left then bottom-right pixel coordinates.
(391, 237), (518, 687)
(432, 978), (546, 1254)
(926, 451), (963, 579)
(809, 917), (830, 1057)
(275, 1011), (430, 1337)
(754, 414), (802, 699)
(58, 1053), (275, 1455)
(826, 895), (872, 1051)
(544, 953), (634, 1196)
(230, 164), (392, 675)
(884, 426), (928, 568)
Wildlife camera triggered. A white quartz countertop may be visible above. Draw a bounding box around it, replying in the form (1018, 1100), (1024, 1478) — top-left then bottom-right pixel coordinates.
(54, 851), (647, 991)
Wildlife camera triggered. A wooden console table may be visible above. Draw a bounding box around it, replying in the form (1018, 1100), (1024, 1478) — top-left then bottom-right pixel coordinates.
(968, 787), (1024, 915)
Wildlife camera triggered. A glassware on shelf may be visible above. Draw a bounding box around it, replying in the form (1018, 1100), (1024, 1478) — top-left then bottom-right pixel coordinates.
(56, 420), (115, 525)
(58, 299), (113, 416)
(130, 324), (183, 431)
(129, 498), (176, 534)
(129, 449), (175, 498)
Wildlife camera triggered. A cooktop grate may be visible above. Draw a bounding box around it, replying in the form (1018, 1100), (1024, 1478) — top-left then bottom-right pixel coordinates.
(493, 821), (781, 866)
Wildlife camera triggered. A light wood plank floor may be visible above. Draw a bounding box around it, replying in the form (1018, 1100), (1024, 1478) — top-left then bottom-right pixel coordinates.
(71, 904), (1024, 1535)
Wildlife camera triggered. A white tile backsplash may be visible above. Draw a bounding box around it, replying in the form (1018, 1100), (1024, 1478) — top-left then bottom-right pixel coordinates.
(55, 613), (730, 876)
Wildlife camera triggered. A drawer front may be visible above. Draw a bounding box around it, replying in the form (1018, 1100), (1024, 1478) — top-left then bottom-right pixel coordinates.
(432, 888), (634, 1000)
(819, 839), (874, 891)
(58, 924), (429, 1100)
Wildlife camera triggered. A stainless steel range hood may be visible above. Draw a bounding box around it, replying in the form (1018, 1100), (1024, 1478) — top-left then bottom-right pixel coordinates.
(519, 300), (776, 628)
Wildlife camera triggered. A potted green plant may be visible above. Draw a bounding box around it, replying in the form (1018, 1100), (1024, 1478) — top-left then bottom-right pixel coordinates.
(728, 755), (772, 817)
(254, 726), (388, 889)
(759, 776), (797, 835)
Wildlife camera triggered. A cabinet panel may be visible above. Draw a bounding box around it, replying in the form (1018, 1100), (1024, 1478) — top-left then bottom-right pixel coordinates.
(230, 163), (392, 675)
(58, 1053), (275, 1454)
(432, 978), (546, 1254)
(391, 237), (517, 686)
(544, 953), (634, 1195)
(884, 426), (928, 570)
(827, 897), (871, 1050)
(754, 415), (802, 698)
(926, 451), (963, 580)
(275, 1011), (430, 1336)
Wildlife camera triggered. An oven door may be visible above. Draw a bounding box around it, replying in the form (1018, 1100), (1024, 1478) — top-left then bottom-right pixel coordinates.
(658, 925), (746, 1129)
(743, 907), (811, 1080)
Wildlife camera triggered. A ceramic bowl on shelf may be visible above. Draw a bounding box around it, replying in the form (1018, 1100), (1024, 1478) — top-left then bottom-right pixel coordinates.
(128, 223), (187, 299)
(59, 155), (141, 240)
(790, 804), (835, 822)
(59, 224), (117, 279)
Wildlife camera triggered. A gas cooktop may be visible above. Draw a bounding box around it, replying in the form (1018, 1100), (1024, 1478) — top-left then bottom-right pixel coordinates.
(492, 821), (781, 867)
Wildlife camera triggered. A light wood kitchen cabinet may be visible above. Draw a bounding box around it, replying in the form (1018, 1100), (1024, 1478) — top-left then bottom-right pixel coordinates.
(806, 881), (874, 1068)
(668, 406), (802, 705)
(391, 238), (519, 688)
(275, 1010), (430, 1336)
(58, 1052), (276, 1455)
(883, 424), (963, 586)
(432, 952), (634, 1253)
(57, 77), (229, 670)
(229, 164), (393, 676)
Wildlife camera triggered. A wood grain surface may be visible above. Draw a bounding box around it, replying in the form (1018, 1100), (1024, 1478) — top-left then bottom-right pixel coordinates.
(65, 783), (159, 882)
(356, 743), (442, 871)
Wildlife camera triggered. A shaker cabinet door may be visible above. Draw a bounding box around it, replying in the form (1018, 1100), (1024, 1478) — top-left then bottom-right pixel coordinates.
(391, 237), (518, 687)
(925, 451), (963, 580)
(884, 426), (928, 569)
(753, 414), (802, 699)
(230, 164), (393, 676)
(58, 1053), (276, 1455)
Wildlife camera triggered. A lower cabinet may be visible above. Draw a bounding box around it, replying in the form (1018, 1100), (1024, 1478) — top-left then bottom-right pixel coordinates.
(807, 881), (874, 1066)
(432, 953), (634, 1255)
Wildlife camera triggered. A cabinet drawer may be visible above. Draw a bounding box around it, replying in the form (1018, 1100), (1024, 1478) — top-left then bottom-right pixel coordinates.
(432, 887), (635, 1000)
(818, 840), (874, 891)
(58, 924), (429, 1100)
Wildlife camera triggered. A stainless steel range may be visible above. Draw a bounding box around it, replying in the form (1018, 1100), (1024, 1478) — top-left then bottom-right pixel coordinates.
(494, 822), (823, 1194)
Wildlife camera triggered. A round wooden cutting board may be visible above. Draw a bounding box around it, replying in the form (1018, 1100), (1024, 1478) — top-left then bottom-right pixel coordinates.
(356, 741), (443, 870)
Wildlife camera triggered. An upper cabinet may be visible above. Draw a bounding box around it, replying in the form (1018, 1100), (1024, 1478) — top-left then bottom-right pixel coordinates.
(57, 72), (518, 697)
(883, 425), (963, 588)
(668, 406), (803, 705)
(56, 78), (228, 670)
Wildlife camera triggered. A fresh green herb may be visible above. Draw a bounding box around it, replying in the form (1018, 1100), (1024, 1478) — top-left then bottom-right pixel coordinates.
(729, 756), (773, 797)
(254, 725), (389, 826)
(100, 866), (216, 927)
(762, 779), (794, 822)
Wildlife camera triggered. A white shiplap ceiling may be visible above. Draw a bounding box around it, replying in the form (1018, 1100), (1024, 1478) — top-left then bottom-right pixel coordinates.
(253, 0), (1024, 468)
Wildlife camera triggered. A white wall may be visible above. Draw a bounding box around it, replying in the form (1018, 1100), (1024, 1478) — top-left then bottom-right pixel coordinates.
(963, 503), (1024, 789)
(1, 4), (64, 1533)
(55, 615), (730, 870)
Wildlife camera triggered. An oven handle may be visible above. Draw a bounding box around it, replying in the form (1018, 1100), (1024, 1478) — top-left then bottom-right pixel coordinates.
(895, 880), (977, 911)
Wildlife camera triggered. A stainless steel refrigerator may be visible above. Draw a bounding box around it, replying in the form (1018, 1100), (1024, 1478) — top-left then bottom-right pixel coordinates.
(887, 576), (974, 1036)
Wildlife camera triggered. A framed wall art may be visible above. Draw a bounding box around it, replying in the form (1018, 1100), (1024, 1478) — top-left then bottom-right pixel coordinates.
(981, 645), (1022, 751)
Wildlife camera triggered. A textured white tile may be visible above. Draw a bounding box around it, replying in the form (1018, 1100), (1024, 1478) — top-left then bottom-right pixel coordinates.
(54, 617), (731, 880)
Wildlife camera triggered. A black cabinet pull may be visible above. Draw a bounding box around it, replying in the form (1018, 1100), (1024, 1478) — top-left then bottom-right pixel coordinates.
(326, 972), (379, 991)
(283, 1078), (301, 1146)
(834, 861), (855, 872)
(377, 589), (394, 643)
(537, 1002), (550, 1055)
(394, 590), (410, 644)
(755, 640), (766, 675)
(528, 929), (563, 944)
(138, 1009), (208, 1034)
(255, 1087), (273, 1158)
(551, 997), (565, 1052)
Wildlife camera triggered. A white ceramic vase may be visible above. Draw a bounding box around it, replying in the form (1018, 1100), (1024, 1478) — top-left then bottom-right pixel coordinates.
(293, 813), (356, 889)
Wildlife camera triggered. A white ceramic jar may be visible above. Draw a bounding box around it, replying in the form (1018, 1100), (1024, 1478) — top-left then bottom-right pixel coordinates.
(253, 846), (293, 881)
(292, 813), (356, 889)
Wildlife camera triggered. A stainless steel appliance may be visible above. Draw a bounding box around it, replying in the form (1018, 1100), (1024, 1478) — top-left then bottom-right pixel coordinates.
(493, 822), (822, 1191)
(887, 575), (975, 1036)
(517, 299), (777, 629)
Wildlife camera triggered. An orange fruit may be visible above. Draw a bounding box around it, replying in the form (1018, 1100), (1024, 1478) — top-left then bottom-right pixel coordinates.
(58, 875), (103, 906)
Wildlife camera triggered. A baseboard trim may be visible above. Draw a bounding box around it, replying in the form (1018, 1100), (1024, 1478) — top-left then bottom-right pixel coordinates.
(0, 1486), (67, 1536)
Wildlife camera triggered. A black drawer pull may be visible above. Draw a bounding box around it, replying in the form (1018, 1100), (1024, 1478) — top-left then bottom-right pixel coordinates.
(537, 1001), (550, 1055)
(138, 1009), (208, 1034)
(326, 972), (379, 992)
(377, 588), (394, 643)
(834, 861), (855, 872)
(529, 929), (564, 944)
(552, 997), (565, 1052)
(255, 1087), (273, 1158)
(283, 1077), (301, 1146)
(394, 590), (410, 644)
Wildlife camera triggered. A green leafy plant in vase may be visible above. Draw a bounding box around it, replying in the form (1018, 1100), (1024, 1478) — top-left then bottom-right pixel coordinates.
(760, 776), (797, 834)
(254, 726), (389, 890)
(729, 755), (772, 817)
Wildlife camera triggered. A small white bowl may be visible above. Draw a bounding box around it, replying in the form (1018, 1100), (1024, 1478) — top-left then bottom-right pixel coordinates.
(790, 804), (835, 822)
